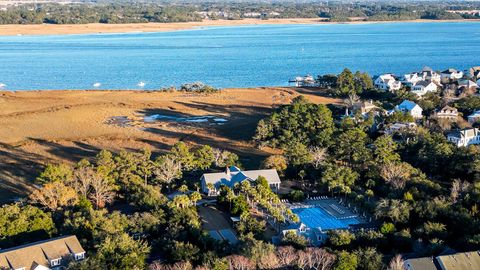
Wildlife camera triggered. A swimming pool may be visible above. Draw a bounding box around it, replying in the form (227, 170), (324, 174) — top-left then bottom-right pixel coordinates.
(292, 207), (359, 230)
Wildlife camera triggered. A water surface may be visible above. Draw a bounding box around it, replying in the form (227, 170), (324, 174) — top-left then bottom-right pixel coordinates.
(0, 22), (479, 90)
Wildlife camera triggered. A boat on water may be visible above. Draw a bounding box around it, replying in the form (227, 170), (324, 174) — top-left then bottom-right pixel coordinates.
(0, 83), (6, 89)
(93, 82), (101, 88)
(137, 81), (146, 88)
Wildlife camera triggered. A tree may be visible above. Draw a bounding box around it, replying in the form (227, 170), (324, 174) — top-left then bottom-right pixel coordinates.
(212, 148), (239, 167)
(169, 241), (200, 262)
(189, 191), (202, 206)
(321, 165), (358, 196)
(89, 172), (117, 209)
(193, 145), (214, 170)
(336, 68), (356, 96)
(154, 155), (182, 188)
(170, 142), (195, 170)
(0, 204), (55, 247)
(36, 163), (73, 184)
(231, 195), (249, 216)
(328, 230), (355, 247)
(227, 255), (255, 270)
(95, 233), (150, 270)
(388, 255), (405, 270)
(354, 71), (373, 93)
(373, 135), (400, 165)
(236, 213), (266, 238)
(334, 251), (358, 270)
(276, 246), (297, 268)
(380, 162), (413, 190)
(254, 99), (334, 148)
(297, 248), (336, 270)
(137, 148), (155, 185)
(334, 127), (371, 166)
(240, 234), (276, 268)
(72, 166), (95, 198)
(281, 231), (308, 249)
(284, 142), (313, 166)
(262, 155), (288, 175)
(29, 181), (78, 211)
(380, 222), (395, 234)
(354, 247), (383, 270)
(309, 146), (327, 169)
(375, 199), (411, 224)
(171, 195), (191, 209)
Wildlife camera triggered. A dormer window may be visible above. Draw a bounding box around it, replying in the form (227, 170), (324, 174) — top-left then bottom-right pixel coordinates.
(75, 252), (85, 260)
(50, 258), (61, 266)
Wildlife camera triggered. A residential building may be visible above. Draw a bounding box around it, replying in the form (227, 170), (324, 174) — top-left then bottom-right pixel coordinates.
(401, 72), (422, 87)
(467, 66), (480, 81)
(411, 80), (438, 96)
(404, 257), (438, 270)
(458, 79), (478, 90)
(396, 100), (423, 118)
(447, 128), (480, 147)
(404, 250), (480, 270)
(352, 100), (383, 116)
(0, 235), (85, 270)
(436, 251), (480, 270)
(420, 67), (441, 84)
(468, 110), (480, 124)
(434, 105), (458, 119)
(200, 166), (281, 196)
(441, 68), (464, 83)
(384, 122), (417, 135)
(374, 74), (402, 91)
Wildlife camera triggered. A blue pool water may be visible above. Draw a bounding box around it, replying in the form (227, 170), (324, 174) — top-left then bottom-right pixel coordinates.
(292, 207), (359, 230)
(1, 22), (480, 90)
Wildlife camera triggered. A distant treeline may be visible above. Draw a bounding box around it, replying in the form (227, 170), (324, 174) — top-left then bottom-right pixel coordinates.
(0, 1), (479, 24)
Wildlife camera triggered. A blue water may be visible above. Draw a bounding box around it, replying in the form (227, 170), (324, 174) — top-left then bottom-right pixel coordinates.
(292, 207), (359, 230)
(0, 22), (479, 90)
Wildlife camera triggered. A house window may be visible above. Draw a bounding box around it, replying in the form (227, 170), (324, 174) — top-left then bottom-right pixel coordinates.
(51, 258), (61, 266)
(75, 252), (85, 260)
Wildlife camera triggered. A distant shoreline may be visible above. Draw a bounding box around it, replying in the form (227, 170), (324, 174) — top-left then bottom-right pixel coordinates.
(1, 18), (480, 36)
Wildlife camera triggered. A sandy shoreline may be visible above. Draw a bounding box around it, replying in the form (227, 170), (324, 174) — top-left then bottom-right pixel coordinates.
(0, 18), (479, 36)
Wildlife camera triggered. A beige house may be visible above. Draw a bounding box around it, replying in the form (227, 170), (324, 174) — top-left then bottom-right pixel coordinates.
(434, 105), (458, 119)
(0, 235), (85, 270)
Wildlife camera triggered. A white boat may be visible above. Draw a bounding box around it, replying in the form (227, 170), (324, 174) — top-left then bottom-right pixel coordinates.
(0, 83), (6, 89)
(93, 82), (101, 88)
(137, 81), (146, 88)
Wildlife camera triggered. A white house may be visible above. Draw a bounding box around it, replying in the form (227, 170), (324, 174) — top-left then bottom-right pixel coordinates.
(400, 73), (422, 87)
(447, 128), (480, 147)
(0, 235), (85, 270)
(411, 81), (438, 96)
(420, 67), (441, 83)
(200, 166), (281, 196)
(384, 122), (417, 135)
(458, 79), (478, 90)
(441, 68), (464, 82)
(468, 110), (480, 124)
(374, 74), (402, 91)
(434, 105), (458, 119)
(396, 100), (423, 118)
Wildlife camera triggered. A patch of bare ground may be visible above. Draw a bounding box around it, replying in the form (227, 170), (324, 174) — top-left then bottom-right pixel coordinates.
(0, 87), (340, 203)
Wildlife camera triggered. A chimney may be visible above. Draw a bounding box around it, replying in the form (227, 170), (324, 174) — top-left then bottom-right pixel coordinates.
(226, 167), (231, 177)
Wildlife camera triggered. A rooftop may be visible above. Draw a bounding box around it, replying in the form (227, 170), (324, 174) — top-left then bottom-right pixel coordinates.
(0, 235), (85, 270)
